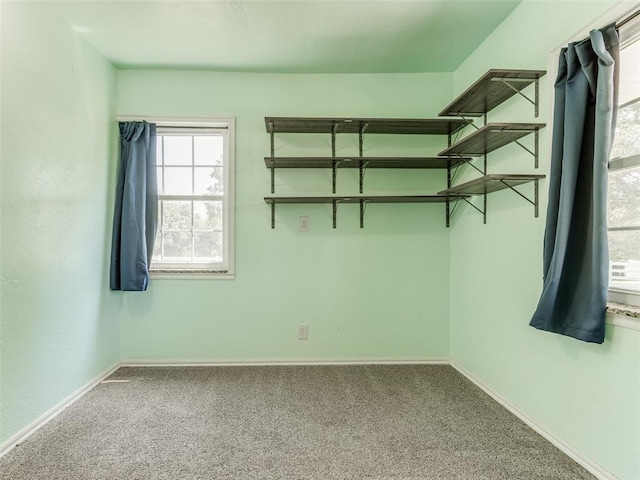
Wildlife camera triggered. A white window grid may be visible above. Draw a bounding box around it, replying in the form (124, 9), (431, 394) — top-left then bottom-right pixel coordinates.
(154, 127), (230, 271)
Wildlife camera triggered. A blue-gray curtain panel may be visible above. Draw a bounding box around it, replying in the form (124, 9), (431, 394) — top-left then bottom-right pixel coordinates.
(530, 24), (619, 343)
(109, 121), (158, 291)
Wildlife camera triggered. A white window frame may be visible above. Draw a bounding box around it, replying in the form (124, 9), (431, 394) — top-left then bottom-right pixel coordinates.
(607, 15), (640, 307)
(118, 116), (236, 279)
(608, 155), (640, 307)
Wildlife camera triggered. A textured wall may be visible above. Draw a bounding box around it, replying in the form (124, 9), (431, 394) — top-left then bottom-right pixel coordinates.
(449, 1), (640, 478)
(0, 2), (120, 445)
(117, 71), (453, 362)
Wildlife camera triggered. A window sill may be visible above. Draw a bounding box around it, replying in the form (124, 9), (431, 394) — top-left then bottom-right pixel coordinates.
(150, 270), (235, 280)
(606, 302), (640, 319)
(606, 303), (640, 331)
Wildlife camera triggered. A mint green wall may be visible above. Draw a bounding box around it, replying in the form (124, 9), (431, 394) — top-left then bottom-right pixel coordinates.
(449, 1), (640, 478)
(0, 3), (120, 445)
(2, 2), (637, 477)
(117, 71), (453, 362)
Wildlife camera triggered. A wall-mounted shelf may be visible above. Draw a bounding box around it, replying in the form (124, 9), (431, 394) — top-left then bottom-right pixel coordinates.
(266, 117), (469, 196)
(437, 69), (547, 225)
(265, 156), (472, 194)
(439, 69), (546, 118)
(438, 123), (544, 163)
(265, 117), (470, 214)
(264, 195), (468, 228)
(264, 156), (469, 169)
(265, 117), (468, 135)
(439, 174), (544, 195)
(439, 174), (545, 219)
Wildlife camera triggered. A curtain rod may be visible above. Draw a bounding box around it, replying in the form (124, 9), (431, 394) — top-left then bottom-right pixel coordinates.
(617, 8), (640, 29)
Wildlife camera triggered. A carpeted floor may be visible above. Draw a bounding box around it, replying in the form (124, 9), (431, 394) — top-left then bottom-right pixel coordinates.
(0, 365), (595, 479)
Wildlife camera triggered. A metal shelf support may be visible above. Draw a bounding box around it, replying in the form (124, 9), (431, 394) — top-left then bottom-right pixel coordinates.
(458, 114), (540, 169)
(498, 178), (541, 217)
(331, 123), (340, 193)
(447, 195), (484, 226)
(446, 133), (453, 228)
(269, 121), (275, 194)
(359, 161), (369, 194)
(358, 124), (368, 193)
(490, 77), (541, 117)
(360, 199), (368, 228)
(270, 202), (275, 229)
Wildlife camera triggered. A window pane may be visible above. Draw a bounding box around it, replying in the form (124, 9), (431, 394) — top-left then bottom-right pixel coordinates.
(162, 201), (192, 231)
(194, 231), (223, 262)
(618, 38), (640, 107)
(152, 230), (162, 262)
(157, 167), (163, 194)
(156, 137), (163, 165)
(194, 201), (222, 231)
(194, 167), (223, 195)
(609, 230), (640, 292)
(162, 232), (193, 261)
(611, 101), (640, 160)
(608, 166), (640, 228)
(194, 135), (223, 166)
(163, 136), (192, 165)
(164, 167), (193, 195)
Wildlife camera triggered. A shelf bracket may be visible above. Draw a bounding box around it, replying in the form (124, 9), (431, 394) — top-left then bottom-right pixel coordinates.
(332, 199), (338, 229)
(269, 121), (275, 156)
(448, 195), (485, 226)
(269, 121), (275, 194)
(331, 123), (339, 157)
(359, 123), (368, 156)
(464, 159), (485, 176)
(270, 202), (275, 229)
(446, 134), (453, 228)
(447, 195), (464, 226)
(332, 159), (341, 194)
(490, 77), (540, 117)
(358, 124), (369, 194)
(498, 179), (541, 217)
(271, 166), (275, 194)
(360, 199), (369, 228)
(460, 115), (479, 131)
(535, 129), (539, 168)
(359, 160), (369, 194)
(491, 128), (539, 169)
(461, 195), (486, 217)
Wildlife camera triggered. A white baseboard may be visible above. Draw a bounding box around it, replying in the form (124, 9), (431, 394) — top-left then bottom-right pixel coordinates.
(120, 357), (450, 367)
(0, 362), (120, 459)
(450, 361), (618, 480)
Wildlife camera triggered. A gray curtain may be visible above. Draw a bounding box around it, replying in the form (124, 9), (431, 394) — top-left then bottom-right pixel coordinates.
(110, 121), (158, 291)
(530, 24), (619, 343)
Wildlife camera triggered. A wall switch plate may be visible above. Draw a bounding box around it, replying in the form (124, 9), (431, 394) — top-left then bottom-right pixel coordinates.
(299, 216), (310, 232)
(297, 323), (308, 340)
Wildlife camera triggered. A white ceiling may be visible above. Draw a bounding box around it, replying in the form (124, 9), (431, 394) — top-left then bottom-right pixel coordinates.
(47, 0), (522, 73)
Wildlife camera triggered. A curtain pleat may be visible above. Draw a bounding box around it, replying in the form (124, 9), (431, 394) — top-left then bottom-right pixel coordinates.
(109, 121), (158, 291)
(530, 24), (619, 343)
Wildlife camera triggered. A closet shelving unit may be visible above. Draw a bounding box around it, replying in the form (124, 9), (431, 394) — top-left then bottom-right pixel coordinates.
(264, 117), (470, 228)
(437, 69), (547, 224)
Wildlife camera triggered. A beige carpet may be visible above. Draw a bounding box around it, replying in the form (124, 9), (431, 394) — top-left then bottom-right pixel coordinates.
(0, 365), (595, 479)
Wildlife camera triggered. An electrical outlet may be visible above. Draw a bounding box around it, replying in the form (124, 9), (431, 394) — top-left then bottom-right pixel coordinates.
(297, 323), (308, 340)
(299, 216), (310, 232)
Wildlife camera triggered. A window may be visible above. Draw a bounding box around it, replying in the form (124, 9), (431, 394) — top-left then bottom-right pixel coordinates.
(608, 17), (640, 303)
(151, 119), (235, 277)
